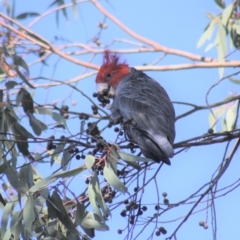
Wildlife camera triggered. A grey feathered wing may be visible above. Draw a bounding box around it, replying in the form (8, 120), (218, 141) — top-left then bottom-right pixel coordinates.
(111, 68), (175, 165)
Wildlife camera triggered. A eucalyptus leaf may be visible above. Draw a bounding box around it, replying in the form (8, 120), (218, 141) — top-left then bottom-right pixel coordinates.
(118, 151), (153, 163)
(29, 176), (56, 193)
(10, 210), (23, 239)
(197, 20), (217, 48)
(5, 163), (19, 190)
(221, 3), (234, 26)
(1, 201), (14, 237)
(61, 148), (72, 171)
(28, 112), (48, 136)
(16, 88), (25, 106)
(15, 68), (35, 89)
(229, 77), (240, 84)
(35, 107), (66, 127)
(85, 155), (95, 169)
(226, 102), (238, 131)
(16, 12), (40, 19)
(51, 164), (86, 179)
(81, 212), (109, 231)
(103, 162), (127, 193)
(214, 0), (225, 8)
(5, 81), (18, 89)
(51, 142), (65, 166)
(23, 197), (35, 233)
(12, 54), (29, 75)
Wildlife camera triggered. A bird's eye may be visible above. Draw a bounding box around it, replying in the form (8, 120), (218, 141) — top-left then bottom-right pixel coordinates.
(106, 73), (112, 80)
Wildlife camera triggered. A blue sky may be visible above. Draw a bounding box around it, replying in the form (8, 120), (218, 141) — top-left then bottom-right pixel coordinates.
(2, 0), (240, 239)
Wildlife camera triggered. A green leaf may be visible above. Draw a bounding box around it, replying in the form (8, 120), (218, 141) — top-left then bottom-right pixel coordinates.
(15, 68), (35, 89)
(16, 123), (34, 139)
(5, 102), (18, 121)
(28, 113), (48, 136)
(51, 141), (65, 166)
(81, 212), (109, 231)
(0, 89), (3, 102)
(72, 0), (78, 19)
(19, 165), (34, 189)
(214, 0), (225, 9)
(103, 161), (127, 193)
(229, 77), (240, 84)
(89, 172), (110, 220)
(23, 197), (35, 233)
(221, 3), (234, 26)
(5, 163), (19, 190)
(208, 111), (217, 132)
(29, 176), (56, 193)
(226, 102), (238, 131)
(12, 54), (29, 75)
(118, 151), (153, 163)
(15, 12), (40, 19)
(10, 210), (23, 239)
(5, 81), (18, 89)
(21, 89), (34, 113)
(75, 202), (95, 238)
(217, 22), (227, 78)
(221, 118), (227, 132)
(51, 164), (86, 178)
(16, 88), (25, 106)
(88, 175), (103, 220)
(61, 148), (72, 171)
(205, 36), (219, 52)
(85, 155), (95, 169)
(35, 107), (67, 127)
(1, 201), (14, 237)
(197, 20), (217, 48)
(80, 120), (85, 134)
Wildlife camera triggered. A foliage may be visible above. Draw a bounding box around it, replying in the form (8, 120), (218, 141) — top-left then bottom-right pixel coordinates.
(0, 0), (240, 240)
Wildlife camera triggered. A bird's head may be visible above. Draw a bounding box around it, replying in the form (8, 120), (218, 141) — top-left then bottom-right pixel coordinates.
(95, 50), (130, 97)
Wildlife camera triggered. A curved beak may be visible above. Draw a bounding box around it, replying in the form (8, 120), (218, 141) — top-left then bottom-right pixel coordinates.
(96, 83), (116, 98)
(96, 83), (109, 93)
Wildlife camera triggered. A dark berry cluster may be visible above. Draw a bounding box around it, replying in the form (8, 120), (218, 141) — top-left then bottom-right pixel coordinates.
(93, 89), (110, 107)
(199, 221), (208, 229)
(231, 28), (240, 49)
(79, 113), (89, 120)
(86, 122), (100, 137)
(120, 200), (147, 223)
(60, 105), (69, 119)
(101, 186), (116, 203)
(46, 135), (56, 150)
(91, 105), (98, 115)
(155, 227), (167, 236)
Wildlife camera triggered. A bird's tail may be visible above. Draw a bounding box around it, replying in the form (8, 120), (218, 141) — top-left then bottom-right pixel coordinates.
(151, 135), (174, 158)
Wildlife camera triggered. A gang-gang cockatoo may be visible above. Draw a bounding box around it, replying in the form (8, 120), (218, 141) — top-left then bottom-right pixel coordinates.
(95, 51), (175, 165)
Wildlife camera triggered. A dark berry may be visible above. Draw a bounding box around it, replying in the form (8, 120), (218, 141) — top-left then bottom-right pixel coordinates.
(93, 92), (98, 97)
(199, 221), (204, 227)
(129, 220), (134, 225)
(137, 210), (143, 216)
(162, 192), (167, 197)
(117, 229), (122, 234)
(76, 155), (81, 160)
(208, 128), (214, 134)
(134, 187), (139, 192)
(120, 210), (126, 217)
(155, 231), (161, 236)
(164, 199), (169, 205)
(114, 127), (119, 132)
(159, 227), (167, 234)
(142, 206), (147, 211)
(155, 205), (160, 210)
(119, 131), (124, 136)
